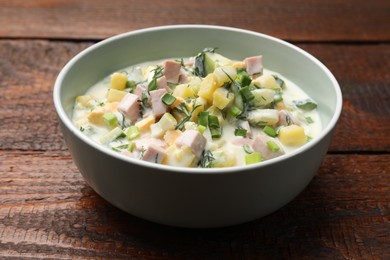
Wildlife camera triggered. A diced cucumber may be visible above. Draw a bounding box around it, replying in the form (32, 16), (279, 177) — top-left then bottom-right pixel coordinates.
(247, 109), (279, 126)
(204, 52), (231, 75)
(231, 83), (244, 111)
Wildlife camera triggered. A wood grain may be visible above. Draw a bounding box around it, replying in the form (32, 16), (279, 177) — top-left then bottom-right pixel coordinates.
(0, 40), (389, 152)
(0, 0), (389, 42)
(0, 151), (389, 259)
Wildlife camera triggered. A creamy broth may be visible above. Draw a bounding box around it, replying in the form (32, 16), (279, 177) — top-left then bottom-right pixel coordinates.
(72, 50), (321, 168)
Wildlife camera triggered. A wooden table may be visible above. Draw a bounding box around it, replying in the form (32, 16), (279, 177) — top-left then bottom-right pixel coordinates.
(1, 0), (389, 258)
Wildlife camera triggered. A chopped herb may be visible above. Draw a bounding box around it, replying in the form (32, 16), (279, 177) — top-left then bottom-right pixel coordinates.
(161, 93), (176, 106)
(266, 141), (280, 152)
(80, 126), (85, 132)
(174, 102), (201, 130)
(98, 102), (105, 106)
(239, 86), (255, 102)
(148, 66), (163, 92)
(139, 91), (150, 109)
(294, 99), (318, 111)
(263, 126), (277, 137)
(243, 144), (253, 154)
(198, 150), (215, 168)
(234, 127), (247, 137)
(305, 116), (314, 124)
(307, 136), (313, 142)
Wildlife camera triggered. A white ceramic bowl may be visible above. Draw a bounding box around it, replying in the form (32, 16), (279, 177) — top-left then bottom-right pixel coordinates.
(53, 25), (342, 228)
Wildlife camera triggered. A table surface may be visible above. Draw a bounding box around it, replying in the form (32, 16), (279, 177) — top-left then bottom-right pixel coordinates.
(0, 0), (389, 259)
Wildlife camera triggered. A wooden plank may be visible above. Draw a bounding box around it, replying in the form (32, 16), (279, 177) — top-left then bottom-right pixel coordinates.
(0, 0), (389, 41)
(0, 40), (389, 152)
(0, 151), (389, 258)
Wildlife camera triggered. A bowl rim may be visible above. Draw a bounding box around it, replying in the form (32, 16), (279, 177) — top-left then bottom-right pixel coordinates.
(53, 24), (342, 175)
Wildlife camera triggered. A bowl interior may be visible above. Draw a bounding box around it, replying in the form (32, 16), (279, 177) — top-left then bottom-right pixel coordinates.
(57, 25), (341, 159)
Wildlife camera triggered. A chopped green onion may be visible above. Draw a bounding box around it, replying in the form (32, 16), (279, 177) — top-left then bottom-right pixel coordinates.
(294, 99), (318, 111)
(235, 72), (251, 87)
(103, 112), (118, 127)
(243, 144), (253, 154)
(239, 86), (255, 102)
(234, 127), (247, 137)
(161, 93), (176, 106)
(229, 106), (242, 117)
(197, 124), (206, 134)
(208, 115), (221, 139)
(263, 126), (277, 137)
(99, 127), (124, 144)
(126, 126), (140, 140)
(126, 80), (136, 88)
(266, 141), (280, 152)
(305, 116), (314, 124)
(245, 152), (262, 165)
(128, 142), (135, 152)
(198, 111), (209, 127)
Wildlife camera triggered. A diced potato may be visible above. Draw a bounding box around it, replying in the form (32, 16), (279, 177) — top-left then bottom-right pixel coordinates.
(232, 61), (245, 69)
(247, 109), (279, 126)
(110, 72), (128, 90)
(212, 149), (236, 167)
(76, 95), (93, 107)
(198, 73), (219, 103)
(173, 84), (196, 99)
(279, 125), (307, 146)
(164, 130), (182, 146)
(188, 77), (202, 94)
(253, 75), (280, 90)
(106, 89), (127, 102)
(213, 66), (237, 86)
(250, 89), (275, 107)
(184, 121), (197, 131)
(135, 115), (155, 132)
(164, 145), (196, 167)
(213, 88), (234, 110)
(87, 108), (105, 125)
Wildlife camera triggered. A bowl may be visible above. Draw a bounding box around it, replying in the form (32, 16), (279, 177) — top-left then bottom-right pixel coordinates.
(53, 25), (342, 228)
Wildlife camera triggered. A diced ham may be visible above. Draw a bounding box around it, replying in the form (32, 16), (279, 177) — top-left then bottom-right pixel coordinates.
(178, 69), (189, 84)
(134, 85), (147, 100)
(252, 135), (285, 160)
(149, 89), (168, 117)
(117, 93), (140, 123)
(231, 137), (254, 146)
(163, 60), (181, 83)
(134, 137), (166, 150)
(175, 129), (206, 158)
(244, 55), (263, 75)
(156, 76), (172, 91)
(141, 144), (167, 163)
